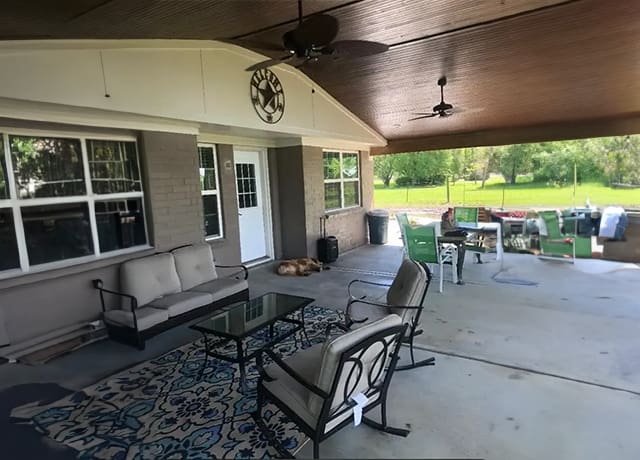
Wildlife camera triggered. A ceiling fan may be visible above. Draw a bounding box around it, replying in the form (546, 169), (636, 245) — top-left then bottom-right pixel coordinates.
(409, 77), (455, 121)
(241, 0), (389, 72)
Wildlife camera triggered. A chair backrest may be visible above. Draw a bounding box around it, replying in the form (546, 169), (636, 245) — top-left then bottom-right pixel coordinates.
(396, 213), (410, 249)
(172, 243), (218, 290)
(310, 315), (407, 433)
(395, 212), (410, 229)
(404, 223), (439, 264)
(120, 253), (181, 308)
(539, 210), (563, 238)
(454, 206), (479, 224)
(387, 258), (430, 325)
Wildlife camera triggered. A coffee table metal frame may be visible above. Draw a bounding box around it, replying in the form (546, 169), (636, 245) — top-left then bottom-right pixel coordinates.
(190, 292), (314, 392)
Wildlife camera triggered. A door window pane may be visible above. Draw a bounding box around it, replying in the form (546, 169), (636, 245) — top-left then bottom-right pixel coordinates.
(343, 181), (360, 207)
(21, 203), (94, 265)
(203, 195), (221, 237)
(236, 163), (257, 209)
(95, 198), (146, 253)
(88, 140), (141, 194)
(10, 135), (86, 198)
(0, 209), (19, 271)
(324, 183), (341, 210)
(323, 151), (341, 180)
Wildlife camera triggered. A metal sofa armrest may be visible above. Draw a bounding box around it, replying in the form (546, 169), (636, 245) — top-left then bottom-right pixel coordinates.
(216, 264), (249, 280)
(256, 348), (330, 400)
(92, 279), (138, 313)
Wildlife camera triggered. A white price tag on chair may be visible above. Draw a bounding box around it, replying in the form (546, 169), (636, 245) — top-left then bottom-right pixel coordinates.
(351, 392), (369, 426)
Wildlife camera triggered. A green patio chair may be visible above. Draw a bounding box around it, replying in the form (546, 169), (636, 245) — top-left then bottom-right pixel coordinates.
(454, 206), (478, 224)
(396, 212), (410, 250)
(404, 223), (458, 293)
(538, 210), (592, 261)
(454, 206), (492, 263)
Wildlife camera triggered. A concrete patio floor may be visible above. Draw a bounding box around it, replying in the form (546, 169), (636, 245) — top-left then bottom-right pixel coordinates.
(1, 236), (639, 459)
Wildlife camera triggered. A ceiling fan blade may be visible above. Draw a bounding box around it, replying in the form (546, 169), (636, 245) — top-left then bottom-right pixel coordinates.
(245, 55), (293, 72)
(327, 40), (389, 58)
(408, 114), (438, 121)
(292, 14), (339, 48)
(230, 39), (286, 52)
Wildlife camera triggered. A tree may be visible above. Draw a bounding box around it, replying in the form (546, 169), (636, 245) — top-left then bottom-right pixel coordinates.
(497, 143), (537, 184)
(595, 135), (640, 186)
(373, 154), (398, 187)
(531, 139), (604, 186)
(394, 150), (453, 186)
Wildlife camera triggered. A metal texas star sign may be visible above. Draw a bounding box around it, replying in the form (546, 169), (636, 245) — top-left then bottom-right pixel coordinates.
(250, 68), (285, 124)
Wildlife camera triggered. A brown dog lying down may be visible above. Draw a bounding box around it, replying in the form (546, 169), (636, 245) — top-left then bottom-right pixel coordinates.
(277, 257), (324, 276)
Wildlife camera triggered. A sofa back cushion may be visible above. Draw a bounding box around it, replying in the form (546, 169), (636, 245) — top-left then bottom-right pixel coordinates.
(172, 244), (217, 291)
(120, 253), (182, 308)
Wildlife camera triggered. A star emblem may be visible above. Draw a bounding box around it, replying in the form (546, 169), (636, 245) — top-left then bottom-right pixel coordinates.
(250, 69), (285, 124)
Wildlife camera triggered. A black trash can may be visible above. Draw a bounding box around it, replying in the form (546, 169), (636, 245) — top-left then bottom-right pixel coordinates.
(367, 209), (390, 244)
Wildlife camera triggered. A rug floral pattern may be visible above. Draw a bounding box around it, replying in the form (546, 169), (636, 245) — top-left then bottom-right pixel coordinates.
(12, 306), (342, 459)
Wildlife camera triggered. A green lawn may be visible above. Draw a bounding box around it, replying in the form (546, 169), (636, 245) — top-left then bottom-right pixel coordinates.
(374, 177), (640, 209)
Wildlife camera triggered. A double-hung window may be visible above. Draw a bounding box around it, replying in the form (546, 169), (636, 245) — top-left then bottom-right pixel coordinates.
(198, 144), (223, 239)
(0, 130), (147, 277)
(323, 150), (360, 211)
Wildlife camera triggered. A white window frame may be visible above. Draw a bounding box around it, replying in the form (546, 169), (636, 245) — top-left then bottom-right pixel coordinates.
(323, 150), (361, 211)
(0, 127), (150, 279)
(198, 143), (224, 240)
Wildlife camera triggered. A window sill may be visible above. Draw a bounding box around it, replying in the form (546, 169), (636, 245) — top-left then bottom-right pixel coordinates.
(325, 206), (364, 217)
(0, 245), (155, 289)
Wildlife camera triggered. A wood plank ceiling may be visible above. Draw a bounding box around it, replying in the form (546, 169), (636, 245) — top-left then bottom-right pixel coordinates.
(1, 0), (639, 153)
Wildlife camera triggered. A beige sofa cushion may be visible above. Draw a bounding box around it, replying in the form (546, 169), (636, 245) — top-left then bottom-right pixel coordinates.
(188, 277), (248, 303)
(104, 307), (169, 331)
(172, 244), (217, 291)
(149, 291), (213, 317)
(120, 253), (182, 308)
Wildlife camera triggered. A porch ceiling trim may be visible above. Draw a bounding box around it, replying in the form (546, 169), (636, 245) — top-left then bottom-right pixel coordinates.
(371, 113), (640, 155)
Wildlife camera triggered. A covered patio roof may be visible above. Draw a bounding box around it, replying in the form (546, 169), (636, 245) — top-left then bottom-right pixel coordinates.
(2, 0), (639, 153)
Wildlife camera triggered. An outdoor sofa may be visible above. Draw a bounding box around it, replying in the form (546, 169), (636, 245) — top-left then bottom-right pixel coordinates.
(93, 243), (249, 349)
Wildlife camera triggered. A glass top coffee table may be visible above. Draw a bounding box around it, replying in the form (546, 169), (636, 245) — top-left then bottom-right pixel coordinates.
(190, 292), (314, 392)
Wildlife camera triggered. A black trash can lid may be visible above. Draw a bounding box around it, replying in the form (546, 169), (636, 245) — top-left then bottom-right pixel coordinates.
(367, 209), (389, 217)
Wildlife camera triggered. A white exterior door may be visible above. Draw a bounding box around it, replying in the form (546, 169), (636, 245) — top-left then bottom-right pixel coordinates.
(234, 149), (270, 263)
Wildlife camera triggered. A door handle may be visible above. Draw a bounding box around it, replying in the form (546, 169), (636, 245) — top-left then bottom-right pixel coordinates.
(239, 213), (243, 216)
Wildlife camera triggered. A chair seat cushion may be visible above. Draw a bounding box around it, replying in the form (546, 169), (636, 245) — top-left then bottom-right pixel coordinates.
(188, 277), (249, 302)
(349, 301), (390, 325)
(262, 344), (323, 430)
(104, 307), (169, 331)
(148, 291), (213, 317)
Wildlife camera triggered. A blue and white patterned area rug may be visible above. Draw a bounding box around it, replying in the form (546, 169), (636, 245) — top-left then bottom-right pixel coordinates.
(11, 306), (342, 459)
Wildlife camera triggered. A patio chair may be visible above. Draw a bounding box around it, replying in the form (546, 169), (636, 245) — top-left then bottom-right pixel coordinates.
(404, 223), (458, 292)
(454, 206), (490, 263)
(538, 210), (591, 261)
(395, 212), (410, 249)
(253, 315), (409, 459)
(344, 258), (436, 371)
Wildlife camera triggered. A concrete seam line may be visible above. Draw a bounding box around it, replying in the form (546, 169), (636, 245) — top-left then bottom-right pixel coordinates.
(406, 343), (640, 397)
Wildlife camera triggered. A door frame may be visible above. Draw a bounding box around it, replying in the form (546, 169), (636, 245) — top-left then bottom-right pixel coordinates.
(233, 146), (274, 264)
